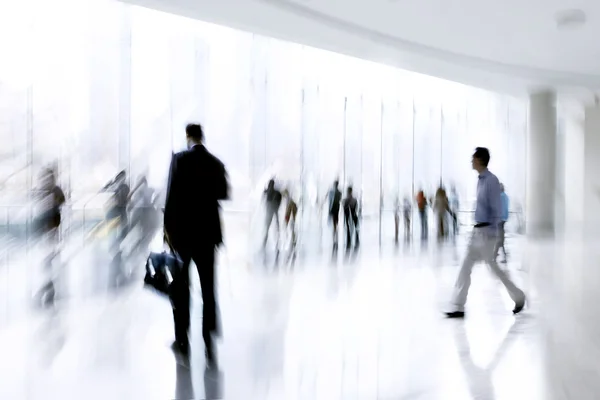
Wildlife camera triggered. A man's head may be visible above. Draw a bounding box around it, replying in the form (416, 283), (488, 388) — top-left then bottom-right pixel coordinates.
(186, 123), (204, 148)
(333, 180), (339, 189)
(471, 147), (490, 173)
(267, 179), (275, 190)
(347, 186), (353, 197)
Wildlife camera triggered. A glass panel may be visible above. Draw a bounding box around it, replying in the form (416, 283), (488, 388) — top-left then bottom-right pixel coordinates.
(0, 0), (531, 262)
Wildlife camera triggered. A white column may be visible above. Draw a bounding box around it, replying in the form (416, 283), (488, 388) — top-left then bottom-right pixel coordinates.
(562, 106), (585, 236)
(583, 105), (600, 235)
(527, 91), (556, 236)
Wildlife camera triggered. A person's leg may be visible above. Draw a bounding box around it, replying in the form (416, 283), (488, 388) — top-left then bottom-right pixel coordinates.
(274, 211), (281, 246)
(451, 231), (483, 312)
(193, 246), (218, 361)
(345, 214), (352, 248)
(172, 254), (191, 351)
(263, 209), (274, 247)
(333, 214), (339, 244)
(353, 213), (359, 245)
(290, 218), (296, 247)
(483, 235), (525, 306)
(453, 212), (458, 235)
(394, 213), (399, 242)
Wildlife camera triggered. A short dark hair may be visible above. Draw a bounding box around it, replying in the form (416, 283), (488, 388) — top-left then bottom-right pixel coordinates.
(186, 123), (204, 142)
(473, 147), (490, 167)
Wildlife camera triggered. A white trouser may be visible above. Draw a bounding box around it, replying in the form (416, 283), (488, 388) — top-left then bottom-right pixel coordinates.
(452, 227), (524, 311)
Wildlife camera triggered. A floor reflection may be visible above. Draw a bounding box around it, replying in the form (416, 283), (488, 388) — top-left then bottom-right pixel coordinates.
(0, 235), (556, 399)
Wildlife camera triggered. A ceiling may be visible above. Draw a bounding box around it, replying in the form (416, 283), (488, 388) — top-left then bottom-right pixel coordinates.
(121, 0), (600, 95)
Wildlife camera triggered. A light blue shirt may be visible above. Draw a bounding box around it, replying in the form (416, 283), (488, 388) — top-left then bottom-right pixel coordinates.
(500, 192), (509, 222)
(475, 169), (502, 230)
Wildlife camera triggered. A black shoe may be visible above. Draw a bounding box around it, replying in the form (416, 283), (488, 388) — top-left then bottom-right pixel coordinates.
(445, 311), (465, 319)
(513, 299), (525, 314)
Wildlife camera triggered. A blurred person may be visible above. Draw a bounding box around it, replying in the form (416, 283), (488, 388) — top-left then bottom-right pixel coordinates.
(394, 195), (400, 243)
(416, 189), (428, 239)
(445, 148), (525, 318)
(129, 176), (158, 254)
(403, 196), (412, 240)
(102, 170), (130, 246)
(494, 183), (509, 263)
(164, 123), (230, 364)
(32, 167), (65, 306)
(283, 189), (298, 251)
(434, 186), (452, 239)
(327, 180), (342, 248)
(343, 186), (359, 250)
(263, 179), (282, 249)
(449, 185), (460, 235)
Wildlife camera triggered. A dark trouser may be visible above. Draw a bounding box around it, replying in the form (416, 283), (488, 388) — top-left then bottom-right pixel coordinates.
(452, 211), (458, 235)
(330, 208), (340, 243)
(172, 245), (218, 350)
(263, 208), (280, 247)
(345, 212), (359, 247)
(419, 209), (428, 238)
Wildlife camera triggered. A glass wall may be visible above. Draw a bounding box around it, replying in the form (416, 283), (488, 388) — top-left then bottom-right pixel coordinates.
(0, 0), (528, 252)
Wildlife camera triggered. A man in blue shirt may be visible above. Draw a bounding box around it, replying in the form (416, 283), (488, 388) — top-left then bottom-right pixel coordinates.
(446, 148), (525, 318)
(494, 183), (509, 263)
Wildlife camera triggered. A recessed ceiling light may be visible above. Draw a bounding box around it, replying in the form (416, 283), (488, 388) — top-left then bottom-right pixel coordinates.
(555, 9), (586, 30)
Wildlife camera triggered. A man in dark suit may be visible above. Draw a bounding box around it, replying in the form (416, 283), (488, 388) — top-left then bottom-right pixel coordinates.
(164, 123), (229, 364)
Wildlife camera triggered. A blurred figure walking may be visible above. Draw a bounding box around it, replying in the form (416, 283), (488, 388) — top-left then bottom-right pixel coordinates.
(434, 186), (452, 239)
(263, 179), (282, 250)
(403, 196), (412, 241)
(494, 183), (509, 263)
(343, 186), (359, 250)
(164, 123), (229, 365)
(102, 170), (131, 251)
(446, 148), (525, 318)
(449, 185), (460, 236)
(327, 180), (342, 248)
(32, 167), (65, 306)
(129, 176), (158, 254)
(283, 189), (298, 255)
(416, 189), (428, 239)
(394, 196), (400, 243)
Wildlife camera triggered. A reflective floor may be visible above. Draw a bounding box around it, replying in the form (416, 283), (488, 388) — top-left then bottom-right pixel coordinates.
(0, 231), (588, 399)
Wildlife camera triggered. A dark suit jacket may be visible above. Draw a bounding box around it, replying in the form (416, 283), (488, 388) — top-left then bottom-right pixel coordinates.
(164, 145), (229, 252)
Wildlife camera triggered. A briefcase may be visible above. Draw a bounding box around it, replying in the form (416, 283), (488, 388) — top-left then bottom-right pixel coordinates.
(143, 251), (183, 303)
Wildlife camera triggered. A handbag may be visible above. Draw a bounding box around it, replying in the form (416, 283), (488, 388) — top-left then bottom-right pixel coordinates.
(143, 251), (183, 305)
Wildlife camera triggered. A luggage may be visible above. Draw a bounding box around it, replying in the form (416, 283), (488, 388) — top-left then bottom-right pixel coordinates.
(143, 251), (183, 304)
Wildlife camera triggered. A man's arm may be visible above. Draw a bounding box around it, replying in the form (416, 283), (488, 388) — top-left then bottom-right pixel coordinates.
(216, 163), (230, 201)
